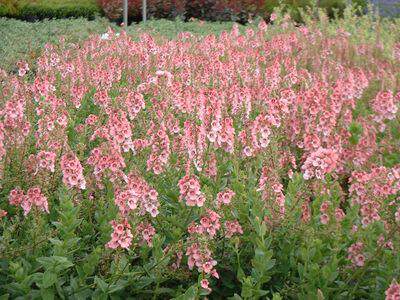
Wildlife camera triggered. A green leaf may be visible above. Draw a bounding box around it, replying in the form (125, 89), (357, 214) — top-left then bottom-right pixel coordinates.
(237, 266), (246, 281)
(40, 288), (55, 300)
(37, 256), (74, 273)
(108, 280), (128, 294)
(228, 294), (243, 300)
(94, 276), (108, 293)
(42, 271), (58, 288)
(173, 285), (198, 300)
(272, 293), (283, 300)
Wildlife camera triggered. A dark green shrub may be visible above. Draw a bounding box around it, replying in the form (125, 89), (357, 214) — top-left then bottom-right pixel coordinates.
(96, 0), (368, 23)
(0, 0), (101, 20)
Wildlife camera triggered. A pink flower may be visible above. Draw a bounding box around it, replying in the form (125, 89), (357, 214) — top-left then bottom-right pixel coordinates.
(186, 242), (217, 276)
(216, 189), (235, 206)
(395, 208), (400, 223)
(320, 213), (329, 225)
(354, 254), (365, 267)
(334, 208), (346, 222)
(320, 201), (330, 213)
(9, 188), (24, 206)
(0, 209), (7, 219)
(37, 151), (56, 173)
(385, 280), (400, 300)
(347, 242), (365, 267)
(17, 61), (29, 77)
(178, 175), (206, 207)
(106, 219), (133, 250)
(137, 222), (156, 247)
(224, 220), (243, 238)
(61, 153), (86, 190)
(201, 279), (212, 292)
(9, 187), (48, 216)
(302, 148), (339, 180)
(189, 210), (221, 238)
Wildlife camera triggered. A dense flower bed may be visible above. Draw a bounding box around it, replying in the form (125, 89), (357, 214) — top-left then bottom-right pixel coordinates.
(0, 15), (399, 299)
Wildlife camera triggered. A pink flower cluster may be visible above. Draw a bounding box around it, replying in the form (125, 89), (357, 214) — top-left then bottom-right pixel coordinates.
(395, 207), (400, 223)
(347, 242), (365, 267)
(385, 280), (400, 300)
(320, 201), (330, 224)
(9, 187), (49, 216)
(178, 175), (206, 207)
(186, 242), (219, 279)
(17, 61), (29, 77)
(115, 174), (159, 217)
(216, 188), (235, 206)
(107, 110), (135, 152)
(146, 122), (171, 175)
(106, 219), (133, 249)
(302, 148), (339, 180)
(188, 209), (221, 237)
(136, 222), (156, 247)
(124, 91), (145, 120)
(349, 166), (400, 227)
(91, 110), (134, 153)
(87, 144), (126, 185)
(224, 220), (243, 238)
(207, 118), (235, 153)
(0, 209), (8, 219)
(258, 167), (286, 217)
(36, 151), (56, 173)
(372, 91), (398, 128)
(377, 235), (394, 250)
(61, 153), (86, 190)
(201, 279), (212, 292)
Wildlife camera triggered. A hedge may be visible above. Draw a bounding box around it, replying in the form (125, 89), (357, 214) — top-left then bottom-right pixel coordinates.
(0, 0), (368, 22)
(97, 0), (368, 23)
(0, 0), (101, 20)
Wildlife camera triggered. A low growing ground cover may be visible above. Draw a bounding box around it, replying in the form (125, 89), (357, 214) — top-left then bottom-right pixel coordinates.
(0, 9), (399, 299)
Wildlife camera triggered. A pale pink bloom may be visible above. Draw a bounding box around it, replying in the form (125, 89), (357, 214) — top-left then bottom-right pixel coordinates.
(320, 213), (329, 225)
(201, 279), (211, 292)
(385, 280), (400, 300)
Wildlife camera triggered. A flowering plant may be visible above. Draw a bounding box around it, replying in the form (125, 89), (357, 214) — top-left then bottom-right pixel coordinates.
(0, 11), (399, 299)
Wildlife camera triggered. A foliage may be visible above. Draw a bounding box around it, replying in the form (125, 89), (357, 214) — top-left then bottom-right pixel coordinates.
(0, 8), (400, 299)
(96, 0), (369, 22)
(0, 0), (101, 20)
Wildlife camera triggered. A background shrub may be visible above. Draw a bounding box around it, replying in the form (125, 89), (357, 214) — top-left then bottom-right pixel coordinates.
(96, 0), (369, 23)
(0, 0), (101, 20)
(97, 0), (185, 22)
(0, 0), (370, 22)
